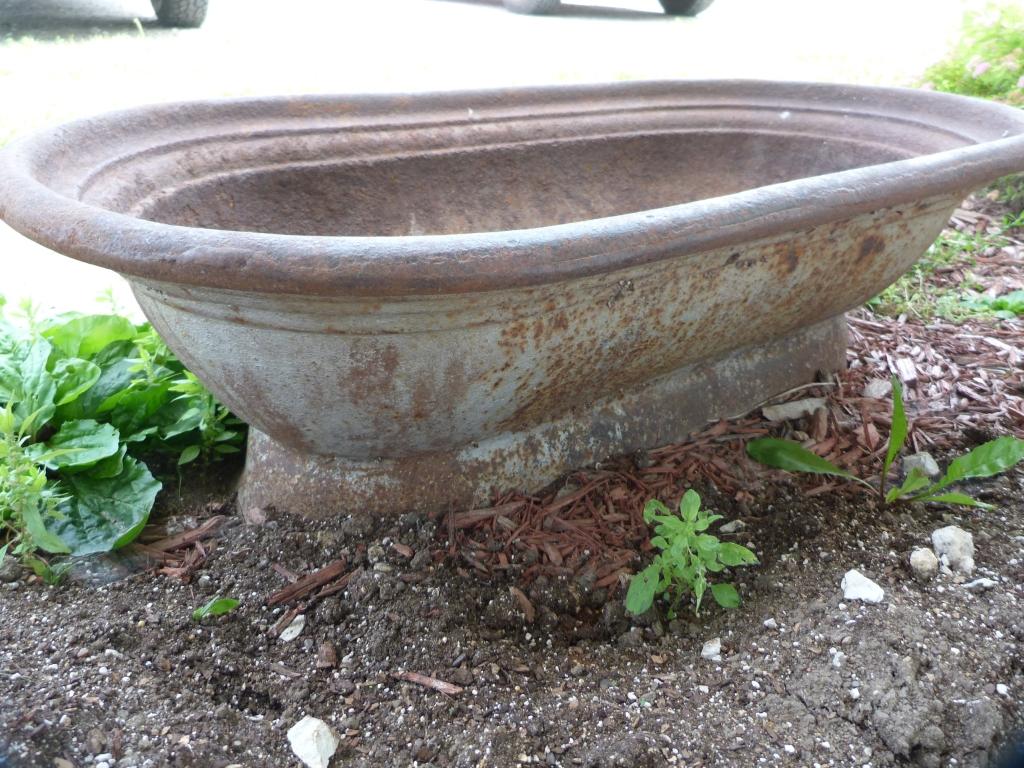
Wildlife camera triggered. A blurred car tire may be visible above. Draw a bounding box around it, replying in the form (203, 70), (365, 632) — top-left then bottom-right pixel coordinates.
(151, 0), (208, 27)
(659, 0), (715, 15)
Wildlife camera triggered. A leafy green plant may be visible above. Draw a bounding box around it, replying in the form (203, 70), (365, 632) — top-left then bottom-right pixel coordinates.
(747, 378), (1024, 509)
(922, 2), (1024, 105)
(192, 595), (240, 621)
(626, 490), (757, 618)
(962, 289), (1024, 319)
(0, 297), (245, 567)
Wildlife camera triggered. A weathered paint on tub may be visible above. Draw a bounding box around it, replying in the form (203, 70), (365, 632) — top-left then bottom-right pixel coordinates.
(2, 81), (1023, 516)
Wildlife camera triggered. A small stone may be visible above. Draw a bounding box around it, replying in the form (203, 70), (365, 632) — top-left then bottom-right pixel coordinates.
(53, 760), (75, 768)
(909, 548), (939, 582)
(316, 642), (337, 669)
(762, 397), (827, 422)
(784, 744), (796, 755)
(409, 549), (432, 570)
(718, 520), (746, 534)
(903, 452), (940, 478)
(366, 544), (386, 564)
(279, 614), (306, 642)
(849, 687), (860, 700)
(931, 526), (975, 575)
(996, 684), (1010, 697)
(701, 637), (722, 661)
(241, 506), (267, 526)
(963, 577), (997, 593)
(841, 569), (884, 603)
(287, 716), (338, 768)
(862, 379), (892, 399)
(0, 558), (20, 583)
(617, 628), (643, 649)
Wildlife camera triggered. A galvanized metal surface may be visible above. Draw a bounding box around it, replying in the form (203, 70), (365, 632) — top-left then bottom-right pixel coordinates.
(2, 81), (1023, 516)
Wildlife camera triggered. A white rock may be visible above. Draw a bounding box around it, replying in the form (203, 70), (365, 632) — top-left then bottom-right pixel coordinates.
(996, 683), (1010, 697)
(287, 716), (338, 768)
(719, 520), (746, 534)
(841, 569), (884, 603)
(849, 688), (860, 700)
(963, 577), (998, 593)
(862, 379), (892, 399)
(903, 452), (940, 478)
(763, 618), (778, 630)
(279, 614), (306, 642)
(701, 637), (722, 661)
(762, 397), (827, 422)
(909, 547), (939, 582)
(931, 526), (975, 575)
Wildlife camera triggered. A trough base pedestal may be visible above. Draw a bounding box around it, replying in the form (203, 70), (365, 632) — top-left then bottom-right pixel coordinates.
(237, 316), (847, 519)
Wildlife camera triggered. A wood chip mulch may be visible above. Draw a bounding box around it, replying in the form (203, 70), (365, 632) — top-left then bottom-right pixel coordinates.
(446, 305), (1023, 591)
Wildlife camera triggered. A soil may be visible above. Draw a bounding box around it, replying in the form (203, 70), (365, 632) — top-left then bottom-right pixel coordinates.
(1, 200), (1023, 768)
(0, 462), (1022, 768)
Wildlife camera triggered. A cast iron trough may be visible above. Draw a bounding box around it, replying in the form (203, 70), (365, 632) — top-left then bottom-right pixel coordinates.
(2, 81), (1023, 517)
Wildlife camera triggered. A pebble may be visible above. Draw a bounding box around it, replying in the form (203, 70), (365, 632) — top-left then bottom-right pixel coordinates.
(963, 577), (998, 593)
(279, 614), (306, 642)
(763, 618), (778, 630)
(287, 716), (338, 768)
(909, 547), (939, 582)
(762, 397), (827, 422)
(931, 526), (975, 575)
(841, 569), (884, 603)
(996, 684), (1010, 697)
(701, 637), (722, 661)
(409, 549), (432, 571)
(903, 452), (940, 478)
(719, 520), (746, 534)
(862, 379), (892, 399)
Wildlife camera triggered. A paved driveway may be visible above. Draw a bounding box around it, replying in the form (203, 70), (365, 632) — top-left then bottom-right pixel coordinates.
(0, 0), (971, 313)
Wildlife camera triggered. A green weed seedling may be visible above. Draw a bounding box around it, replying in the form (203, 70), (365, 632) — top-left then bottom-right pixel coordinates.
(747, 377), (1024, 509)
(192, 596), (240, 621)
(626, 489), (757, 618)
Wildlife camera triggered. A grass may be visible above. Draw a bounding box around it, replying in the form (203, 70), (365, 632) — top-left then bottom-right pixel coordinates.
(867, 229), (1015, 322)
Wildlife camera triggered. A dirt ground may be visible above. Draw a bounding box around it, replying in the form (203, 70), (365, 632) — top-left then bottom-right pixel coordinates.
(0, 454), (1021, 768)
(0, 197), (1022, 768)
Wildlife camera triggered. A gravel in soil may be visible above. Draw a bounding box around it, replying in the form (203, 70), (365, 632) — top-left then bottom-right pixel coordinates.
(0, 464), (1022, 768)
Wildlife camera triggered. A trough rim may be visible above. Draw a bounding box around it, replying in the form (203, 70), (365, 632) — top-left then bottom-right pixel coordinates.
(1, 79), (1023, 298)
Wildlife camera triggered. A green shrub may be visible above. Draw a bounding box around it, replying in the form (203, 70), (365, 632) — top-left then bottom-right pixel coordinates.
(922, 3), (1024, 104)
(0, 297), (244, 567)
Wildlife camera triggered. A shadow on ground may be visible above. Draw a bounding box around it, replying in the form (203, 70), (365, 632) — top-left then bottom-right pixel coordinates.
(430, 0), (667, 21)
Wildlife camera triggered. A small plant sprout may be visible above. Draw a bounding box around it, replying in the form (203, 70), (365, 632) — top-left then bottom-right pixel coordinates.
(747, 377), (1024, 509)
(626, 489), (758, 618)
(192, 596), (240, 621)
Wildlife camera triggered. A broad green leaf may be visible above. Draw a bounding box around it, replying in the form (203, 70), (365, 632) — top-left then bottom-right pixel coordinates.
(642, 499), (672, 524)
(21, 505), (70, 554)
(913, 491), (993, 509)
(679, 489), (701, 523)
(178, 445), (201, 466)
(52, 358), (101, 406)
(710, 582), (741, 609)
(625, 563), (660, 615)
(650, 535), (669, 551)
(43, 315), (137, 360)
(2, 339), (56, 432)
(693, 575), (707, 611)
(717, 542), (758, 567)
(885, 467), (930, 503)
(883, 377), (907, 479)
(694, 534), (719, 555)
(692, 513), (722, 532)
(193, 596), (240, 621)
(90, 443), (127, 479)
(0, 542), (8, 566)
(51, 457), (161, 556)
(929, 436), (1024, 492)
(747, 438), (872, 489)
(41, 420), (120, 470)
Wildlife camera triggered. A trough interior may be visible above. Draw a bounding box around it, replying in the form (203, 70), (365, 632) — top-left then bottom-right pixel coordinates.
(135, 131), (911, 236)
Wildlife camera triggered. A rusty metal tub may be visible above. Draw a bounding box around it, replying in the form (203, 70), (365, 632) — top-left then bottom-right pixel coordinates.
(2, 81), (1023, 517)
